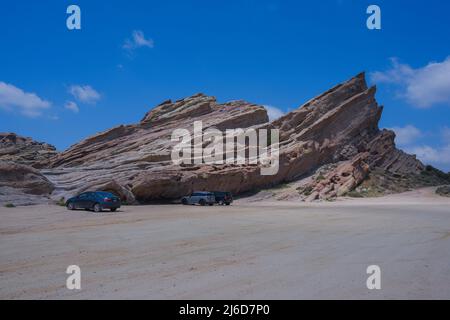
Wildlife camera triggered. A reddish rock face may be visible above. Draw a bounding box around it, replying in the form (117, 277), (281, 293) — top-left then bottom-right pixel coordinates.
(38, 73), (425, 203)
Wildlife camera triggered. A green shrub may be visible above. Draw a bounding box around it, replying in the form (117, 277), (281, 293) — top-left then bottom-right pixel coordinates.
(272, 183), (290, 190)
(316, 174), (325, 181)
(346, 190), (364, 198)
(436, 185), (450, 197)
(4, 203), (15, 208)
(56, 197), (66, 206)
(423, 165), (450, 181)
(302, 186), (313, 196)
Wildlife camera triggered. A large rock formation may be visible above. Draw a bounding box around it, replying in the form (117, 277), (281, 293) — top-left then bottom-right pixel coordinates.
(0, 133), (58, 168)
(0, 162), (54, 195)
(0, 161), (55, 206)
(3, 73), (448, 205)
(41, 73), (432, 203)
(0, 133), (56, 205)
(44, 94), (270, 203)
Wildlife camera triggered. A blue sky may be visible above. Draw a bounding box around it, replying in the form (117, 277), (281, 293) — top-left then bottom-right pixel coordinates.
(1, 0), (450, 171)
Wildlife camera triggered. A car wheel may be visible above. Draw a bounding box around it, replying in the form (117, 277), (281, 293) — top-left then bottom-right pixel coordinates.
(93, 203), (102, 213)
(225, 202), (231, 206)
(110, 208), (117, 212)
(182, 199), (188, 205)
(67, 202), (75, 210)
(209, 203), (214, 206)
(199, 199), (206, 206)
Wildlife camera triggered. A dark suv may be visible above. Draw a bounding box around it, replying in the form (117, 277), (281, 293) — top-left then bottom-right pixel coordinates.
(213, 191), (233, 205)
(66, 191), (121, 212)
(181, 192), (216, 206)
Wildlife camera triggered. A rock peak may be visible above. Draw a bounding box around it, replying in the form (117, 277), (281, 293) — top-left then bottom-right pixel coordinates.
(140, 93), (217, 125)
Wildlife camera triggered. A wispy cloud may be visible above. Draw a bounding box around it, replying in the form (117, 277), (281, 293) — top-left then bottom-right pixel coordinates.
(123, 30), (154, 54)
(263, 105), (285, 121)
(68, 85), (101, 104)
(64, 101), (79, 113)
(441, 126), (450, 144)
(0, 81), (51, 117)
(405, 144), (450, 169)
(391, 124), (450, 171)
(370, 57), (450, 108)
(390, 125), (422, 146)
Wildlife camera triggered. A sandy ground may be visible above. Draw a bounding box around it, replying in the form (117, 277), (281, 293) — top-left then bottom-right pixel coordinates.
(1, 188), (450, 299)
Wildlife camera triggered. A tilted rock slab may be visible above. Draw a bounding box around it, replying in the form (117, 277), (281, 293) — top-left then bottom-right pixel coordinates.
(0, 161), (54, 195)
(0, 133), (56, 204)
(41, 73), (424, 203)
(0, 132), (58, 169)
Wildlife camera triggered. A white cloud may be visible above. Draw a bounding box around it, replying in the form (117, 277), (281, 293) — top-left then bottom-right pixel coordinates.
(441, 126), (450, 144)
(390, 125), (422, 146)
(64, 101), (79, 113)
(387, 124), (450, 170)
(371, 58), (415, 84)
(370, 57), (450, 108)
(68, 85), (101, 104)
(0, 81), (51, 117)
(405, 144), (450, 168)
(123, 30), (154, 52)
(397, 128), (450, 171)
(264, 105), (285, 121)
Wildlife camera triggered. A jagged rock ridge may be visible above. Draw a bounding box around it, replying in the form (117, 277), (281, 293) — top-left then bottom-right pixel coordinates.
(42, 73), (426, 202)
(2, 73), (448, 205)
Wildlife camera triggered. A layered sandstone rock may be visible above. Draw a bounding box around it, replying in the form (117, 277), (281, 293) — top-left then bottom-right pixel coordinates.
(0, 133), (58, 168)
(300, 155), (371, 202)
(0, 161), (54, 195)
(4, 73), (445, 204)
(0, 133), (57, 205)
(40, 73), (430, 203)
(44, 94), (269, 203)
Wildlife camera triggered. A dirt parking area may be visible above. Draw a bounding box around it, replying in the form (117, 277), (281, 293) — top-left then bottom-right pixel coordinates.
(1, 189), (450, 299)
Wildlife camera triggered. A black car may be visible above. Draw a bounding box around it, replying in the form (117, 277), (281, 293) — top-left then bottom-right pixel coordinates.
(66, 191), (121, 212)
(213, 191), (233, 205)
